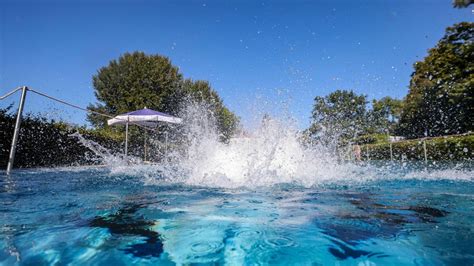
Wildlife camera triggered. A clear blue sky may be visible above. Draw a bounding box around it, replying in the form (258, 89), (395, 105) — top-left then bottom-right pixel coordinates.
(1, 0), (472, 128)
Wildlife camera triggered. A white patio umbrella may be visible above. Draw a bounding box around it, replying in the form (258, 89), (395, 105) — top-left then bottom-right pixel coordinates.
(107, 107), (182, 160)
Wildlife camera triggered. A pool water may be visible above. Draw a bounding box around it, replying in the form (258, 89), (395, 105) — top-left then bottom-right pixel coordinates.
(0, 166), (473, 265)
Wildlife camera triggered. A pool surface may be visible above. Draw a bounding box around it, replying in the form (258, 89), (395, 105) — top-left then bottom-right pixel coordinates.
(1, 166), (473, 265)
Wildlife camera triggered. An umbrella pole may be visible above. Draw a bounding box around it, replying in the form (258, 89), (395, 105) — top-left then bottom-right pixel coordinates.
(165, 131), (168, 157)
(144, 129), (147, 162)
(125, 121), (129, 157)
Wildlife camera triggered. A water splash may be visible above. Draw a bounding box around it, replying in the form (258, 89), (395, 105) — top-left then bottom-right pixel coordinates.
(172, 115), (351, 187)
(70, 102), (473, 188)
(69, 132), (128, 166)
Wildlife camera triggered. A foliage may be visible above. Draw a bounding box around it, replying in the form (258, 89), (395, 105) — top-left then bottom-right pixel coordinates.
(397, 22), (474, 138)
(0, 107), (122, 168)
(87, 51), (183, 128)
(360, 134), (473, 161)
(309, 90), (404, 145)
(181, 79), (239, 142)
(309, 23), (472, 144)
(309, 90), (368, 143)
(453, 0), (473, 8)
(368, 97), (403, 134)
(88, 51), (238, 141)
(354, 133), (389, 145)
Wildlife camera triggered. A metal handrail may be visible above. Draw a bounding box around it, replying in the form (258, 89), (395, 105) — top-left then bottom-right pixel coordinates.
(0, 87), (22, 100)
(27, 88), (159, 132)
(3, 86), (176, 174)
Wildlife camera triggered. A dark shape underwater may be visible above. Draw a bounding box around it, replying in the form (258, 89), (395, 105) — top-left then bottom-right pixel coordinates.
(318, 193), (449, 260)
(90, 203), (163, 258)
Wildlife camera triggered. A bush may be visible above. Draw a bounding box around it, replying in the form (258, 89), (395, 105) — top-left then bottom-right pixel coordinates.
(360, 134), (474, 161)
(0, 108), (123, 169)
(354, 133), (389, 145)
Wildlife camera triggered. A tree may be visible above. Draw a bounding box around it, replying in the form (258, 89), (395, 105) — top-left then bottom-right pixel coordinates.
(181, 79), (239, 142)
(87, 52), (183, 127)
(87, 52), (239, 141)
(453, 0), (473, 8)
(398, 22), (474, 138)
(309, 90), (368, 144)
(369, 97), (403, 134)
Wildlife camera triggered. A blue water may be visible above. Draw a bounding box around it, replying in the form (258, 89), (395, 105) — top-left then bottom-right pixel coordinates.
(0, 166), (473, 265)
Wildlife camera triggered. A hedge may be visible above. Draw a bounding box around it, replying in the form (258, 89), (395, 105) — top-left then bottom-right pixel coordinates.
(360, 134), (473, 161)
(0, 108), (124, 169)
(354, 133), (389, 145)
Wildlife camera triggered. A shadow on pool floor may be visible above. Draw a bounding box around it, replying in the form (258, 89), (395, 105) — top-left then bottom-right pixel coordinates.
(89, 202), (163, 258)
(317, 192), (449, 260)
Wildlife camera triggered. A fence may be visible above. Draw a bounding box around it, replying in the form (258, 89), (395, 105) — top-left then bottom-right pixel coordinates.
(1, 86), (168, 175)
(343, 133), (474, 163)
(2, 86), (472, 174)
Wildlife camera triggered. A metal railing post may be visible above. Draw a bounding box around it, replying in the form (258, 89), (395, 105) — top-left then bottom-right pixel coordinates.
(423, 140), (428, 165)
(349, 143), (353, 162)
(366, 145), (370, 161)
(125, 121), (129, 156)
(165, 131), (168, 157)
(143, 129), (147, 161)
(390, 142), (393, 161)
(6, 86), (28, 175)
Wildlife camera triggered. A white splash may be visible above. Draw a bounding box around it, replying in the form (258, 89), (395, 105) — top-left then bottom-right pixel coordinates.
(174, 119), (350, 187)
(141, 102), (368, 188)
(70, 102), (473, 188)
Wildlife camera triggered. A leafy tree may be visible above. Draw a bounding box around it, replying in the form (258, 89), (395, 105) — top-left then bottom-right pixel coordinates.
(309, 90), (368, 144)
(87, 52), (183, 127)
(181, 79), (239, 141)
(398, 22), (474, 138)
(453, 0), (473, 8)
(369, 97), (403, 134)
(87, 51), (239, 141)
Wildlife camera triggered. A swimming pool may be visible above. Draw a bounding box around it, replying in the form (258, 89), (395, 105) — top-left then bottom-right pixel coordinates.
(0, 165), (473, 265)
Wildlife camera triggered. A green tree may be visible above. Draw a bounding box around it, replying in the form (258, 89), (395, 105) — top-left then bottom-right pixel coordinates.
(398, 22), (474, 138)
(369, 97), (403, 134)
(453, 0), (473, 8)
(87, 51), (183, 127)
(309, 90), (368, 144)
(87, 51), (239, 141)
(181, 79), (239, 142)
